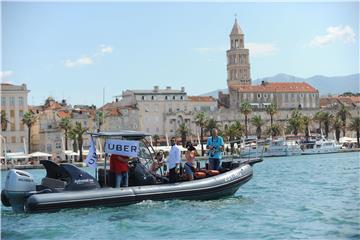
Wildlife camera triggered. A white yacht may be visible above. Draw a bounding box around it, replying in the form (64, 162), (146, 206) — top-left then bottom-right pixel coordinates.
(300, 137), (341, 155)
(240, 138), (302, 158)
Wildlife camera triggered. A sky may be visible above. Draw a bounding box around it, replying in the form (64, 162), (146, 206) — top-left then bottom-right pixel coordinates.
(1, 1), (359, 107)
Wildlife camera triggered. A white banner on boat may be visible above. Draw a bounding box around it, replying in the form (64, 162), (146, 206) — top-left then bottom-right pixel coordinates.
(85, 138), (97, 168)
(105, 139), (139, 158)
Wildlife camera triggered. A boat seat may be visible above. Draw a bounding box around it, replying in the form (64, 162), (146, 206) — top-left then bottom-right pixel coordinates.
(41, 177), (66, 192)
(195, 172), (206, 179)
(208, 170), (220, 176)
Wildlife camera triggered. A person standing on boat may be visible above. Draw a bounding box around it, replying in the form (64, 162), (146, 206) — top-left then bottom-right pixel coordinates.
(167, 137), (181, 183)
(183, 144), (196, 181)
(110, 154), (130, 188)
(206, 128), (224, 170)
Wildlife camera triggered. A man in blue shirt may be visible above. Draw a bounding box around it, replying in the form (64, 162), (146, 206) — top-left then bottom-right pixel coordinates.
(206, 128), (224, 170)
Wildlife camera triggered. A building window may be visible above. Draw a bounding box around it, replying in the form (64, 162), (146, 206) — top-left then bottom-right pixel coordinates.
(142, 96), (145, 100)
(47, 144), (52, 153)
(173, 96), (176, 100)
(257, 94), (261, 98)
(235, 39), (239, 48)
(151, 96), (154, 100)
(18, 97), (24, 105)
(180, 96), (183, 100)
(10, 110), (15, 118)
(165, 96), (168, 100)
(19, 110), (24, 118)
(10, 97), (15, 106)
(156, 127), (159, 133)
(1, 97), (5, 106)
(11, 136), (16, 143)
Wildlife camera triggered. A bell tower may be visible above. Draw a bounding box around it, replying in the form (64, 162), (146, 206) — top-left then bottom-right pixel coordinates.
(226, 18), (251, 86)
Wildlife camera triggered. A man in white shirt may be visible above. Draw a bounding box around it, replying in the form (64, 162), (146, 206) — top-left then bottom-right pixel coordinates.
(167, 137), (181, 183)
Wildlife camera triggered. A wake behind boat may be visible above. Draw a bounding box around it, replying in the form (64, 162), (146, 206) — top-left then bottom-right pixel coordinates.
(1, 131), (262, 213)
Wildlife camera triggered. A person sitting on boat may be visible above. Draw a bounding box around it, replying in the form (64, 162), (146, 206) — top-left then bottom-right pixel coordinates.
(183, 145), (196, 181)
(167, 137), (181, 183)
(206, 128), (224, 170)
(110, 154), (130, 188)
(150, 151), (165, 175)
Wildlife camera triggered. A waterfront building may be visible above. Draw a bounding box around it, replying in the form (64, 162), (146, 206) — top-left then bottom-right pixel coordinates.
(115, 86), (217, 141)
(221, 19), (320, 110)
(0, 83), (29, 155)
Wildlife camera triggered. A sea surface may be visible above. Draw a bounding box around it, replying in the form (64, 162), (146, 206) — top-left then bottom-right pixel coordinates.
(1, 152), (359, 240)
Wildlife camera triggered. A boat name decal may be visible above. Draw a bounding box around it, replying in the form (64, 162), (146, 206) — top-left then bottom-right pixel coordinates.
(74, 179), (94, 184)
(18, 178), (34, 182)
(224, 171), (242, 182)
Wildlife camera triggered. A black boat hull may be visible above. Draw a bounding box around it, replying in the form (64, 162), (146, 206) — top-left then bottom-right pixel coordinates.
(25, 164), (253, 213)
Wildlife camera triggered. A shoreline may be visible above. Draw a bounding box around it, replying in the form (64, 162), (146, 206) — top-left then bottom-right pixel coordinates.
(1, 148), (359, 171)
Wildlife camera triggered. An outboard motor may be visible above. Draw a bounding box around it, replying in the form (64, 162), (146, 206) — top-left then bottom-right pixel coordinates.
(2, 169), (36, 213)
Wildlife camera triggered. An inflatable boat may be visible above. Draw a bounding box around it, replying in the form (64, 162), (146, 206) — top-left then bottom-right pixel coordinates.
(1, 131), (262, 213)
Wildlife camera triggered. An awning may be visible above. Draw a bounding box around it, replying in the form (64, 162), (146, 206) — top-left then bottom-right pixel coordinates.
(29, 152), (52, 158)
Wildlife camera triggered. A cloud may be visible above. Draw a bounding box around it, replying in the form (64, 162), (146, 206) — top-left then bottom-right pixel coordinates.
(310, 25), (355, 47)
(246, 42), (278, 56)
(64, 44), (113, 68)
(0, 70), (13, 79)
(64, 56), (93, 68)
(100, 45), (113, 54)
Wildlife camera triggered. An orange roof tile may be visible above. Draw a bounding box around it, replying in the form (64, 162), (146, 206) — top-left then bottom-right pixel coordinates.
(230, 82), (318, 93)
(57, 111), (71, 118)
(188, 96), (216, 102)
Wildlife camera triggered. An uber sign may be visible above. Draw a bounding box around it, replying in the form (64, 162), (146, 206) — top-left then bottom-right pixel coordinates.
(105, 139), (139, 157)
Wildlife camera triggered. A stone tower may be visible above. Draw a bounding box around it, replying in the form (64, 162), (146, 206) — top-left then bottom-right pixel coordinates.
(227, 19), (251, 86)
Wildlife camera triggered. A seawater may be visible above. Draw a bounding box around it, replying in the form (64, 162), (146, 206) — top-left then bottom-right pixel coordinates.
(1, 152), (359, 240)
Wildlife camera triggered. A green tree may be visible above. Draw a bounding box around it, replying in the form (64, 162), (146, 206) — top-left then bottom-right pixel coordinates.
(72, 122), (87, 161)
(349, 117), (360, 147)
(302, 116), (311, 141)
(314, 111), (324, 134)
(1, 111), (8, 131)
(333, 117), (342, 142)
(22, 111), (37, 153)
(337, 105), (351, 137)
(68, 128), (78, 153)
(177, 122), (190, 147)
(206, 118), (219, 135)
(153, 134), (160, 146)
(265, 103), (278, 127)
(59, 117), (72, 152)
(251, 115), (264, 139)
(240, 102), (252, 138)
(195, 112), (208, 156)
(287, 109), (303, 136)
(267, 123), (282, 138)
(223, 121), (244, 154)
(322, 112), (334, 138)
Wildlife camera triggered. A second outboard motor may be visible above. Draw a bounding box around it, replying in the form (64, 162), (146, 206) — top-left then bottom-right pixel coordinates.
(2, 169), (36, 213)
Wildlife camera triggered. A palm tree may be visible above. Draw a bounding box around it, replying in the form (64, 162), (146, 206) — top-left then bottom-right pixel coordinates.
(337, 105), (351, 137)
(195, 112), (208, 156)
(265, 103), (277, 127)
(59, 117), (72, 152)
(223, 121), (244, 154)
(322, 112), (333, 138)
(240, 102), (252, 138)
(302, 116), (311, 141)
(333, 117), (342, 142)
(287, 109), (303, 136)
(251, 115), (264, 139)
(68, 128), (78, 152)
(1, 110), (9, 131)
(314, 111), (324, 134)
(73, 122), (87, 161)
(177, 122), (190, 147)
(206, 118), (219, 135)
(349, 117), (360, 147)
(22, 111), (37, 154)
(153, 134), (160, 146)
(267, 123), (282, 138)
